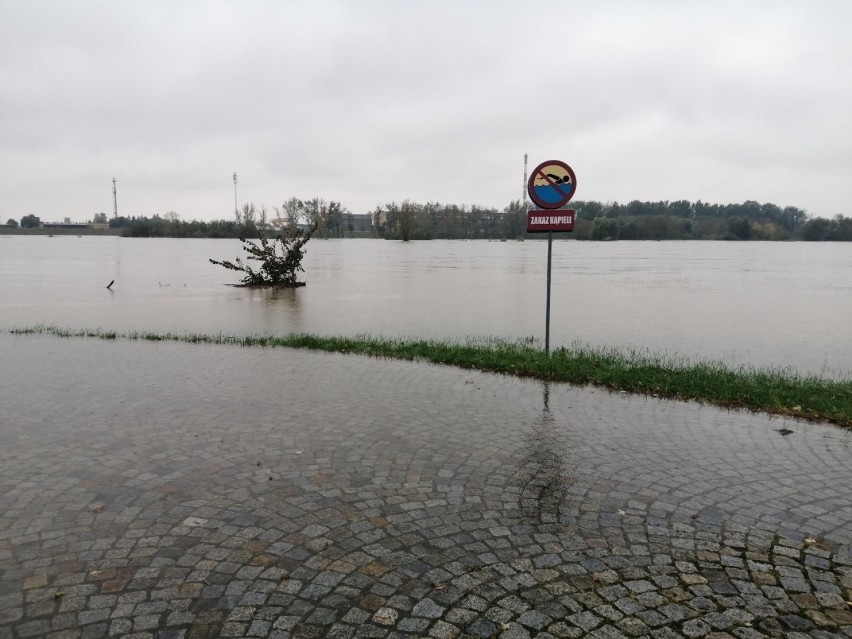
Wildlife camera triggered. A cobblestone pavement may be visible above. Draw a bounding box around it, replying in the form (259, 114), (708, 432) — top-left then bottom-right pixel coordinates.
(1, 335), (850, 639)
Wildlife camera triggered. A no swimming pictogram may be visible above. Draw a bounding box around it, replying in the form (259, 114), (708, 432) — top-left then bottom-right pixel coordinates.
(527, 160), (577, 210)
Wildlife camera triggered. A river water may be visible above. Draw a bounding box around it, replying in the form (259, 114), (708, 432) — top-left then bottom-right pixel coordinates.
(0, 235), (849, 377)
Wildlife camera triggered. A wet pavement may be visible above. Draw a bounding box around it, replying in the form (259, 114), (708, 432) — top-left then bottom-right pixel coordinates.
(0, 334), (850, 639)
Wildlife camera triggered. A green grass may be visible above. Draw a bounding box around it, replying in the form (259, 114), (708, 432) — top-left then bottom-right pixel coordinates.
(9, 324), (851, 429)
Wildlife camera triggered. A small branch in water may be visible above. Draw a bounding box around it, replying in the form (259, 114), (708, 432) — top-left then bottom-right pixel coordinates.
(106, 280), (114, 289)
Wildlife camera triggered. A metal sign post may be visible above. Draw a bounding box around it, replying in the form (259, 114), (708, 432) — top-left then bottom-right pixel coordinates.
(546, 230), (553, 353)
(526, 160), (578, 355)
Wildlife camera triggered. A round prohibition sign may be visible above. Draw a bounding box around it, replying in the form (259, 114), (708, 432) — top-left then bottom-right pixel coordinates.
(527, 160), (577, 210)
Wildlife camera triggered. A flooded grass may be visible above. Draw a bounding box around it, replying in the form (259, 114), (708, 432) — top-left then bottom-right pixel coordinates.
(10, 324), (851, 429)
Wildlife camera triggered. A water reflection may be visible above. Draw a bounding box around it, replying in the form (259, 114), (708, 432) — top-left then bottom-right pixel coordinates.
(247, 286), (305, 334)
(514, 382), (573, 523)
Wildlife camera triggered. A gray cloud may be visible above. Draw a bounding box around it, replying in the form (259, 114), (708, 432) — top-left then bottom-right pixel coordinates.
(1, 0), (850, 221)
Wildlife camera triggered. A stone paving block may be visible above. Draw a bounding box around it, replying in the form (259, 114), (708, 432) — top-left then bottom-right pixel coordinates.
(1, 336), (851, 638)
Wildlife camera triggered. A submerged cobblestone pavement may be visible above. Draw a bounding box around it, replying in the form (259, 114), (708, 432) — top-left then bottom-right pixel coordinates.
(1, 335), (850, 639)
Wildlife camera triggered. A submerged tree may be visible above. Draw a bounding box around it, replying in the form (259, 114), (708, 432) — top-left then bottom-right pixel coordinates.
(209, 223), (316, 287)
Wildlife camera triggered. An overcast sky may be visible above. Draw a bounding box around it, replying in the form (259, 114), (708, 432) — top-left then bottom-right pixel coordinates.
(2, 1), (850, 222)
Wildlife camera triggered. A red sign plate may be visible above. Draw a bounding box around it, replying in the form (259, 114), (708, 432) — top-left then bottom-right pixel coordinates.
(527, 209), (575, 233)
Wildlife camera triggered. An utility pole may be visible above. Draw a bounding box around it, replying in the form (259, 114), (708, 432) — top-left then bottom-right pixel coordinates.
(523, 153), (528, 205)
(233, 172), (238, 217)
(112, 178), (118, 217)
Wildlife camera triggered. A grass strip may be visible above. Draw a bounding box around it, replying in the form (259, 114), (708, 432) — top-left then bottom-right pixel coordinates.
(9, 324), (851, 429)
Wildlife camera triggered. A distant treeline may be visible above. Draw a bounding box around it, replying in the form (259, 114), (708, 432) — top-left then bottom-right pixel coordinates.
(373, 199), (852, 241)
(112, 198), (360, 239)
(104, 197), (851, 241)
(111, 214), (249, 238)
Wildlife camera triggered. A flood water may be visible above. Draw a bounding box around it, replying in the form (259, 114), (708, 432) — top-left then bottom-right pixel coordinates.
(1, 235), (849, 377)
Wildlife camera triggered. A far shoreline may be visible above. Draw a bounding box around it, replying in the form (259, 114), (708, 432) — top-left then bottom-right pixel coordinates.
(1, 227), (846, 242)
